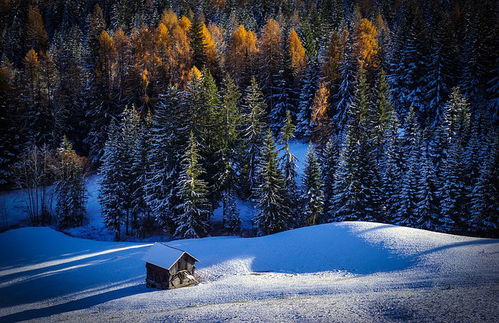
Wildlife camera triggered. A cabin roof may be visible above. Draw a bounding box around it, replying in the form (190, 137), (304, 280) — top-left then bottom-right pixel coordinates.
(143, 242), (199, 270)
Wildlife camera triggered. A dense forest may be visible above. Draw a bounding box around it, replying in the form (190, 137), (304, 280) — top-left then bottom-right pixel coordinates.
(0, 0), (497, 239)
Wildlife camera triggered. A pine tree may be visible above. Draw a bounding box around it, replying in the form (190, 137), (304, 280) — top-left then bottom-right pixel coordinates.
(302, 142), (324, 226)
(190, 16), (208, 70)
(254, 130), (291, 235)
(279, 111), (299, 217)
(54, 137), (87, 228)
(395, 107), (421, 226)
(175, 131), (212, 239)
(322, 136), (339, 221)
(99, 120), (124, 240)
(415, 145), (439, 230)
(438, 88), (471, 232)
(333, 37), (356, 136)
(146, 88), (185, 233)
(240, 77), (267, 197)
(469, 141), (498, 233)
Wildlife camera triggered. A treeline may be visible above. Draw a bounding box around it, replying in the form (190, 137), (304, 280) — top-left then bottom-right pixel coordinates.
(98, 70), (496, 240)
(0, 0), (497, 237)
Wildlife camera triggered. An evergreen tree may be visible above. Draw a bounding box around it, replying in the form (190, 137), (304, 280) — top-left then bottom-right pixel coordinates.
(54, 137), (87, 228)
(279, 111), (299, 220)
(469, 141), (498, 233)
(302, 142), (324, 226)
(438, 88), (471, 231)
(254, 130), (291, 235)
(240, 78), (267, 197)
(175, 132), (212, 239)
(146, 88), (185, 233)
(190, 16), (208, 70)
(322, 136), (339, 221)
(395, 107), (421, 226)
(99, 120), (124, 240)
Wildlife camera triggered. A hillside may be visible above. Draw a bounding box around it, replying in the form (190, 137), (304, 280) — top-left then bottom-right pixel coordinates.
(1, 222), (497, 322)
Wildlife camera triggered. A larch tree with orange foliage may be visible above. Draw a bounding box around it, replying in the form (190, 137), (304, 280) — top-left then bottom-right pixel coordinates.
(259, 18), (283, 90)
(322, 29), (349, 86)
(226, 25), (258, 85)
(288, 28), (306, 76)
(311, 82), (331, 141)
(354, 18), (380, 71)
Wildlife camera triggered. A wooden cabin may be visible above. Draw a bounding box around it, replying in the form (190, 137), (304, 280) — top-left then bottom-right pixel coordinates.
(143, 243), (199, 289)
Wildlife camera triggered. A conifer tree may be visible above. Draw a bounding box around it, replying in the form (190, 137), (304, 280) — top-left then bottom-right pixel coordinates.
(438, 88), (471, 231)
(254, 130), (291, 235)
(322, 136), (339, 221)
(146, 88), (184, 232)
(302, 142), (324, 226)
(99, 120), (124, 240)
(280, 111), (299, 215)
(190, 16), (208, 70)
(395, 107), (422, 226)
(469, 142), (498, 233)
(175, 131), (212, 239)
(54, 137), (87, 228)
(240, 78), (267, 197)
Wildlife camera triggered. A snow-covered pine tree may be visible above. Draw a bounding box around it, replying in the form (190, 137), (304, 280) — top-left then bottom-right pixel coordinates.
(302, 142), (324, 226)
(296, 59), (320, 138)
(381, 107), (403, 223)
(331, 69), (370, 222)
(469, 140), (498, 234)
(395, 107), (422, 226)
(333, 36), (356, 137)
(217, 75), (241, 233)
(131, 111), (153, 236)
(120, 106), (141, 236)
(240, 77), (267, 198)
(254, 130), (291, 235)
(174, 131), (212, 239)
(146, 88), (185, 233)
(99, 120), (124, 240)
(415, 143), (439, 231)
(54, 137), (87, 228)
(322, 135), (339, 222)
(438, 88), (471, 232)
(279, 110), (299, 223)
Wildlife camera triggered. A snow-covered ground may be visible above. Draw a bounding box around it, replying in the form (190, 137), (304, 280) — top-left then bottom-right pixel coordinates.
(0, 222), (498, 322)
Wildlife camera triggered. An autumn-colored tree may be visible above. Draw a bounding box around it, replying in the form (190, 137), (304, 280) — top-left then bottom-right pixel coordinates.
(353, 18), (380, 71)
(259, 19), (283, 83)
(113, 28), (131, 100)
(201, 23), (217, 67)
(322, 28), (349, 85)
(227, 25), (258, 85)
(26, 5), (48, 52)
(160, 9), (178, 30)
(288, 28), (306, 76)
(170, 24), (192, 87)
(179, 16), (192, 31)
(97, 31), (116, 98)
(311, 82), (331, 141)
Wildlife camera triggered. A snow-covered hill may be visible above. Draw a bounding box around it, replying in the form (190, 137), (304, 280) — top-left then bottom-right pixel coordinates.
(0, 222), (497, 322)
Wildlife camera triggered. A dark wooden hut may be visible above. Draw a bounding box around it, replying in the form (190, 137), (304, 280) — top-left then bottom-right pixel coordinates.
(143, 243), (199, 289)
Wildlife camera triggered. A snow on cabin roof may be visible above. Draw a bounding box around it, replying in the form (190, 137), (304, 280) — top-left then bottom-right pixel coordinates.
(142, 243), (199, 270)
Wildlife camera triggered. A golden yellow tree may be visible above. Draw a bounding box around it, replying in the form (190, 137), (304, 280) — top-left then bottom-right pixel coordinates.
(322, 29), (349, 85)
(227, 25), (258, 84)
(288, 28), (306, 75)
(354, 18), (379, 70)
(311, 82), (331, 140)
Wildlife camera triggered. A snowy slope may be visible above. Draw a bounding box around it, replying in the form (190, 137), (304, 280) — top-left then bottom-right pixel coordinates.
(0, 222), (498, 322)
